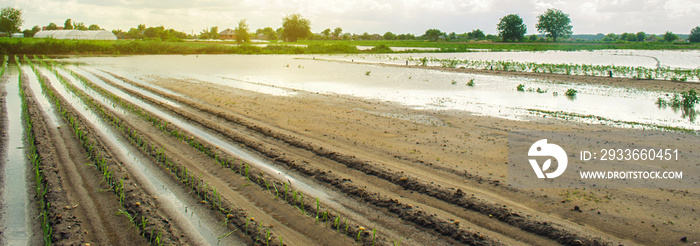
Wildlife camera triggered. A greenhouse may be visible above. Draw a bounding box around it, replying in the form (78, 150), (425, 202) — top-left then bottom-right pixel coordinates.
(33, 30), (117, 40)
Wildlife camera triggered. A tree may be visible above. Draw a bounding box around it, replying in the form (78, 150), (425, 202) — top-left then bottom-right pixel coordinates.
(383, 31), (396, 40)
(467, 29), (485, 40)
(602, 33), (617, 41)
(536, 9), (572, 42)
(497, 14), (526, 42)
(281, 13), (311, 42)
(46, 22), (58, 30)
(88, 24), (101, 30)
(234, 19), (250, 44)
(424, 28), (443, 41)
(528, 34), (538, 41)
(689, 27), (700, 43)
(636, 32), (646, 42)
(621, 32), (636, 42)
(0, 7), (23, 36)
(663, 31), (678, 42)
(333, 27), (342, 39)
(64, 19), (73, 29)
(257, 27), (277, 40)
(73, 22), (87, 30)
(322, 28), (331, 37)
(199, 26), (219, 39)
(22, 25), (40, 37)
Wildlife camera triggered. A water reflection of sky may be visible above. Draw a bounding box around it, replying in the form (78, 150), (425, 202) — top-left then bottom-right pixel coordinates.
(63, 54), (699, 131)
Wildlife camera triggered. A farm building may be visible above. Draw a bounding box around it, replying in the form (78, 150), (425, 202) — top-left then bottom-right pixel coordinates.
(33, 30), (117, 40)
(219, 28), (236, 40)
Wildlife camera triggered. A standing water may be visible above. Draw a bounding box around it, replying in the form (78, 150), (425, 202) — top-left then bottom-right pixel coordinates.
(32, 66), (243, 246)
(1, 64), (30, 245)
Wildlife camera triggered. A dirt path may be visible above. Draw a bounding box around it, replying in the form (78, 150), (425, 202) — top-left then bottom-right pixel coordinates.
(24, 80), (149, 245)
(141, 74), (698, 245)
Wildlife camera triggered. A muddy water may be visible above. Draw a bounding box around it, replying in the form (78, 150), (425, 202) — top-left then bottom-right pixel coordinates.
(69, 67), (332, 200)
(347, 49), (700, 69)
(64, 55), (698, 131)
(1, 64), (30, 245)
(67, 67), (442, 243)
(33, 66), (243, 246)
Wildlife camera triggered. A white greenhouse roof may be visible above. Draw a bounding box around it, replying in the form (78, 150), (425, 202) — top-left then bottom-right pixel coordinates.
(34, 30), (117, 40)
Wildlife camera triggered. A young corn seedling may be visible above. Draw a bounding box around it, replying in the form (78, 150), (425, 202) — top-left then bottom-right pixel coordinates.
(372, 228), (377, 246)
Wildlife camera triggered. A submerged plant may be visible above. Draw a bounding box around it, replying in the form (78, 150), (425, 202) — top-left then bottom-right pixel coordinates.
(516, 84), (525, 92)
(466, 79), (475, 87)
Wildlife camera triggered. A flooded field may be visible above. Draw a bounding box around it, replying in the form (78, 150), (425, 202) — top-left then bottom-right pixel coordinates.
(67, 54), (699, 130)
(1, 51), (698, 246)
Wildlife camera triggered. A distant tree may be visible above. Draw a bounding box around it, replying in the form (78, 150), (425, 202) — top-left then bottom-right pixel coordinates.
(528, 34), (538, 41)
(322, 28), (331, 37)
(663, 31), (678, 42)
(0, 7), (23, 36)
(199, 26), (219, 39)
(64, 19), (73, 29)
(424, 28), (443, 41)
(445, 32), (456, 40)
(467, 29), (485, 40)
(536, 8), (572, 42)
(257, 27), (277, 40)
(281, 13), (311, 42)
(383, 31), (397, 40)
(333, 27), (342, 39)
(397, 33), (415, 40)
(73, 22), (87, 30)
(22, 25), (40, 37)
(689, 27), (700, 43)
(234, 19), (250, 44)
(646, 34), (658, 42)
(602, 33), (617, 41)
(143, 26), (163, 39)
(636, 32), (646, 42)
(497, 14), (526, 42)
(88, 24), (101, 30)
(210, 26), (219, 39)
(46, 22), (58, 30)
(485, 34), (500, 41)
(358, 32), (372, 40)
(621, 33), (636, 42)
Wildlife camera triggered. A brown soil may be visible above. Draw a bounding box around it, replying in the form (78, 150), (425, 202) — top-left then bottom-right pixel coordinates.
(23, 81), (149, 245)
(136, 70), (699, 245)
(32, 70), (196, 245)
(20, 57), (699, 246)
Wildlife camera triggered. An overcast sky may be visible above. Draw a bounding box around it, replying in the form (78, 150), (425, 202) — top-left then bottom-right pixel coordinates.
(7, 0), (699, 35)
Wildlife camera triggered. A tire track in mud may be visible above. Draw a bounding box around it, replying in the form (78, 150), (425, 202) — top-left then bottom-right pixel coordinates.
(105, 69), (618, 245)
(81, 67), (611, 245)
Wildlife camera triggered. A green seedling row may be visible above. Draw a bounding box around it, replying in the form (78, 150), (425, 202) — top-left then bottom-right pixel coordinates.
(17, 58), (54, 245)
(405, 56), (700, 81)
(60, 60), (384, 245)
(37, 58), (283, 245)
(26, 57), (169, 245)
